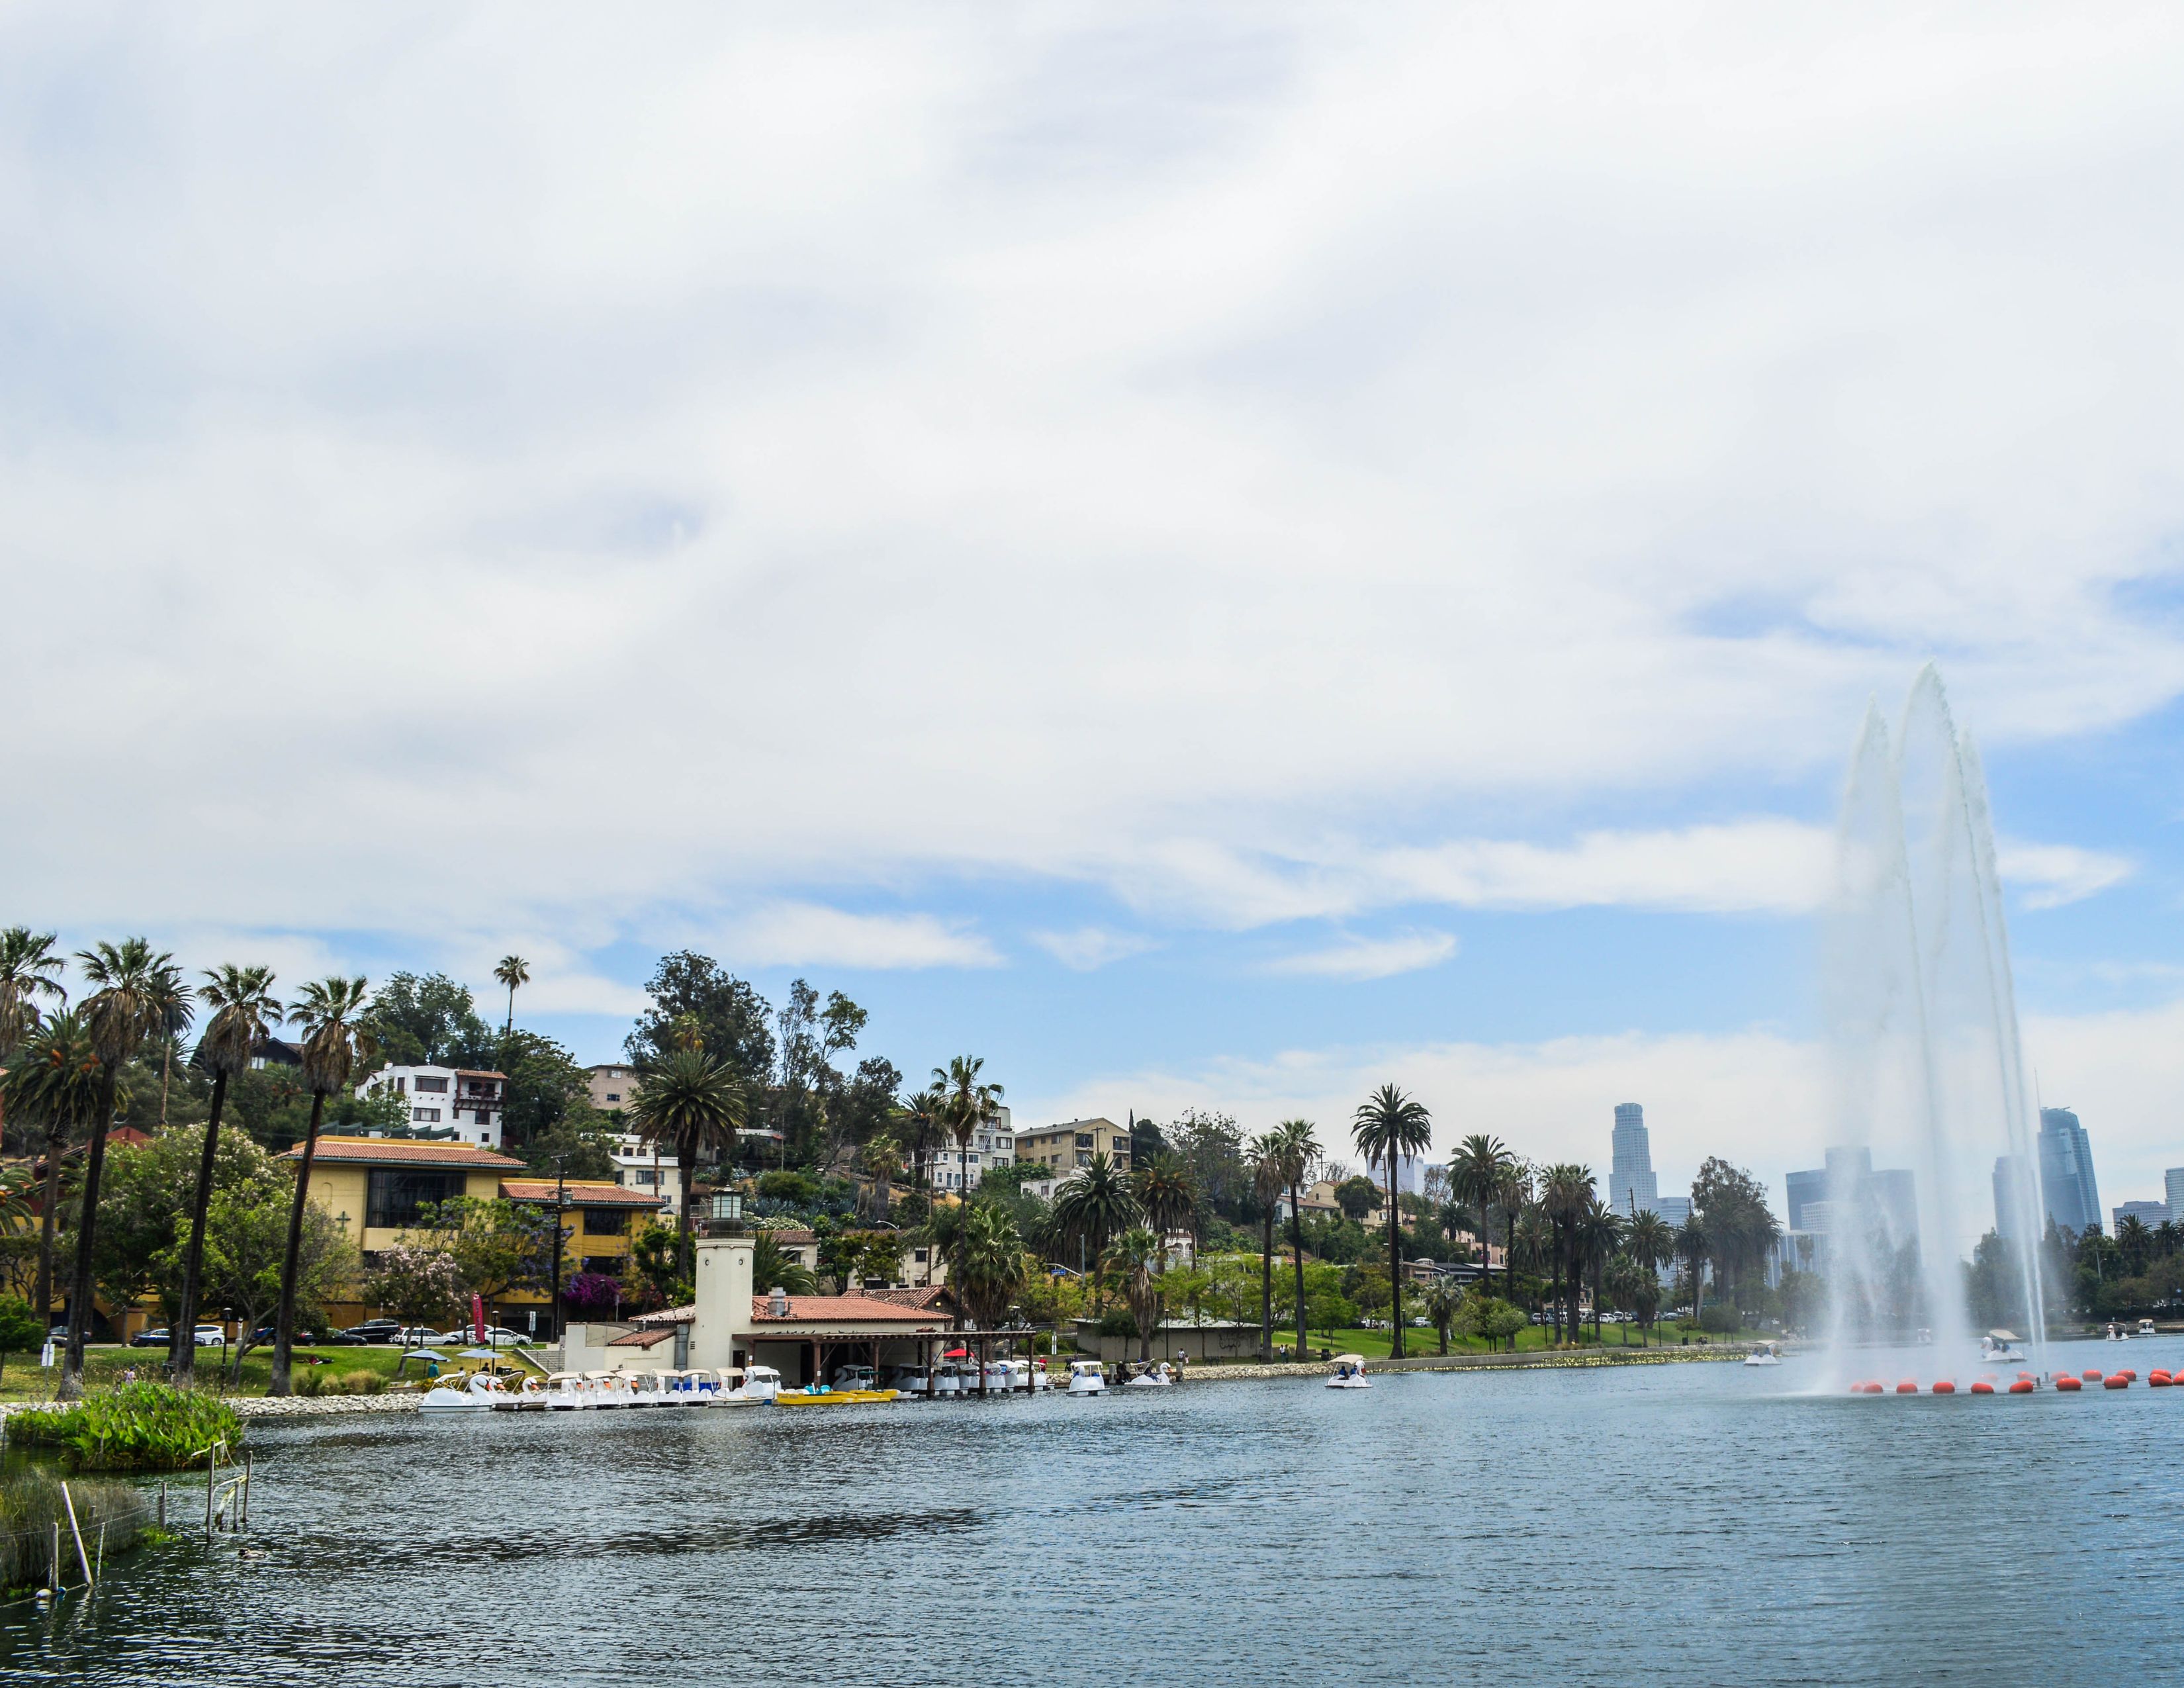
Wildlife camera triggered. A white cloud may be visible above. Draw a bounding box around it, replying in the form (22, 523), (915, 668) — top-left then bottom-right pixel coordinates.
(727, 904), (1002, 971)
(2, 9), (2181, 949)
(1030, 927), (1155, 971)
(1996, 840), (2135, 910)
(1263, 930), (1457, 980)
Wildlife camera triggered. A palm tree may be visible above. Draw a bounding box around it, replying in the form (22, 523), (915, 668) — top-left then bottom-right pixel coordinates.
(899, 1087), (944, 1192)
(1537, 1163), (1596, 1346)
(0, 929), (67, 1135)
(271, 975), (373, 1395)
(1052, 1153), (1140, 1310)
(1676, 1212), (1710, 1322)
(1272, 1119), (1320, 1360)
(494, 955), (530, 1036)
(1512, 1203), (1552, 1333)
(934, 1055), (1003, 1197)
(1496, 1160), (1531, 1302)
(629, 1047), (747, 1278)
(63, 939), (172, 1395)
(2, 1010), (101, 1334)
(1248, 1132), (1284, 1361)
(1103, 1225), (1164, 1364)
(144, 957), (195, 1128)
(1422, 1277), (1461, 1356)
(1351, 1084), (1433, 1359)
(1132, 1152), (1200, 1242)
(862, 1133), (903, 1223)
(951, 1203), (1028, 1329)
(173, 964), (282, 1380)
(1576, 1196), (1623, 1342)
(1448, 1133), (1516, 1283)
(749, 1231), (817, 1297)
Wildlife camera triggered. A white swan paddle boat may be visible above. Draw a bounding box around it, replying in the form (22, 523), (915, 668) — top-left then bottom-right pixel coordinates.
(1326, 1354), (1371, 1389)
(1743, 1342), (1783, 1367)
(1064, 1359), (1107, 1397)
(421, 1370), (513, 1413)
(1124, 1362), (1176, 1388)
(1981, 1331), (2028, 1364)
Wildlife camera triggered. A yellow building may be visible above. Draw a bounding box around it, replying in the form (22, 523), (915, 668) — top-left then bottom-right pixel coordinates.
(1014, 1117), (1132, 1178)
(287, 1137), (669, 1333)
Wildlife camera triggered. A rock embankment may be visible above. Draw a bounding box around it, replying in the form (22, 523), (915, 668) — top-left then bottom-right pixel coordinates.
(1185, 1347), (1753, 1382)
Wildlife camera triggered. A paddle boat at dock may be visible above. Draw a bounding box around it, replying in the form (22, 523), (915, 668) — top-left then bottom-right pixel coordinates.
(1064, 1359), (1107, 1397)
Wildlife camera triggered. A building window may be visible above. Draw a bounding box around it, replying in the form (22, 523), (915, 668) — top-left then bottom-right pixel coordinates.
(604, 1092), (620, 1104)
(1076, 1151), (1091, 1167)
(914, 1249), (928, 1264)
(413, 1107), (441, 1123)
(414, 1076), (449, 1094)
(473, 1111), (492, 1125)
(582, 1208), (628, 1236)
(580, 1256), (619, 1276)
(1075, 1134), (1093, 1149)
(365, 1168), (468, 1229)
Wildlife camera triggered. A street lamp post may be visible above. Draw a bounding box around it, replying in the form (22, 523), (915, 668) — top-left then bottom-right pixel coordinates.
(549, 1153), (569, 1345)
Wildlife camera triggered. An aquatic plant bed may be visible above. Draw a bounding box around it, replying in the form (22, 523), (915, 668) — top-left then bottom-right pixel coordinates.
(5, 1384), (243, 1473)
(0, 1470), (155, 1595)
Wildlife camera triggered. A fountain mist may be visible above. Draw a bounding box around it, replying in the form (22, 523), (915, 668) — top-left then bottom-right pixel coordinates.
(1819, 667), (2046, 1378)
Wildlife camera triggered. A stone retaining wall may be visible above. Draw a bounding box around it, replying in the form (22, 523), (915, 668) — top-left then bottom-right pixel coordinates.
(1183, 1346), (1752, 1382)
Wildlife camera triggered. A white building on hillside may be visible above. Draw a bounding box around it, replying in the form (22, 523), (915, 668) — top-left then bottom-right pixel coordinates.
(931, 1105), (1014, 1192)
(357, 1064), (508, 1149)
(612, 1130), (682, 1215)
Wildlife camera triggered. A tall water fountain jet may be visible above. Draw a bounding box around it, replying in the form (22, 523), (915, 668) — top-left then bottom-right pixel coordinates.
(1820, 667), (2047, 1380)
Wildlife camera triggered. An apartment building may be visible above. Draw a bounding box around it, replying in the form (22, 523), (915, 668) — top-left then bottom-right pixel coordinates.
(357, 1064), (509, 1149)
(586, 1063), (641, 1114)
(928, 1105), (1015, 1192)
(1014, 1116), (1131, 1197)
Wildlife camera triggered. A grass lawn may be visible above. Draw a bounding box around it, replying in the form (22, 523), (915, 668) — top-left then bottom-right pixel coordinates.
(0, 1342), (543, 1403)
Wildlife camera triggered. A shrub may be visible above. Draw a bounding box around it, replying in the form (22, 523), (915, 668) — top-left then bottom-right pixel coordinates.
(1698, 1302), (1741, 1335)
(0, 1470), (150, 1593)
(7, 1383), (244, 1473)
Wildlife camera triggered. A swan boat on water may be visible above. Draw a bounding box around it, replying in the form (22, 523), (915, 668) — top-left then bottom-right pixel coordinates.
(1743, 1342), (1783, 1367)
(1981, 1331), (2028, 1364)
(1064, 1360), (1107, 1397)
(1326, 1354), (1371, 1389)
(1124, 1362), (1176, 1388)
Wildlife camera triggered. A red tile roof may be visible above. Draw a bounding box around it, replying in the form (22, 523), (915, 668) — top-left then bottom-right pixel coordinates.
(861, 1286), (956, 1311)
(749, 1295), (936, 1323)
(282, 1137), (523, 1169)
(500, 1180), (665, 1207)
(760, 1228), (819, 1244)
(606, 1327), (678, 1348)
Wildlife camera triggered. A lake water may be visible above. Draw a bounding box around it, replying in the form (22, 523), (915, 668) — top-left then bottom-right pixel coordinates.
(5, 1336), (2179, 1685)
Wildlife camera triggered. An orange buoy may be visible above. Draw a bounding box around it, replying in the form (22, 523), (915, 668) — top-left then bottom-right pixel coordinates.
(2150, 1371), (2171, 1387)
(1895, 1379), (1918, 1394)
(1860, 1381), (1884, 1395)
(2105, 1374), (2129, 1389)
(2009, 1379), (2035, 1393)
(1970, 1380), (1995, 1394)
(2082, 1369), (2102, 1382)
(1931, 1379), (1956, 1395)
(2055, 1374), (2081, 1391)
(2120, 1369), (2138, 1382)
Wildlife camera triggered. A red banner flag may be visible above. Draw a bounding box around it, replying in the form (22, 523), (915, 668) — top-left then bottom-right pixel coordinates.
(472, 1291), (486, 1344)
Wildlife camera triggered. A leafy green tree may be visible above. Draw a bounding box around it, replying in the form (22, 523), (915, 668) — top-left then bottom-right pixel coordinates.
(64, 939), (173, 1395)
(625, 953), (774, 1088)
(363, 972), (492, 1068)
(1351, 1083), (1432, 1358)
(1132, 1153), (1201, 1241)
(1333, 1176), (1380, 1223)
(1676, 1211), (1711, 1319)
(629, 1222), (690, 1310)
(1249, 1132), (1284, 1360)
(1691, 1157), (1778, 1313)
(858, 1230), (906, 1287)
(494, 1029), (601, 1152)
(173, 964), (283, 1380)
(273, 976), (373, 1396)
(1448, 1134), (1516, 1281)
(363, 1243), (464, 1356)
(1422, 1277), (1461, 1354)
(952, 1203), (1028, 1329)
(862, 1134), (903, 1223)
(419, 1196), (557, 1309)
(197, 1146), (353, 1378)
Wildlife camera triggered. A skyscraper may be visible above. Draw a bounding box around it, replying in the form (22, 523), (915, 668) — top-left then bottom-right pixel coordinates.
(1608, 1103), (1660, 1217)
(1783, 1147), (1915, 1241)
(2167, 1168), (2184, 1227)
(2036, 1107), (2102, 1235)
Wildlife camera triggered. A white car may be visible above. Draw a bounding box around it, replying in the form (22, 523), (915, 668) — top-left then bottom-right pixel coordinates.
(390, 1326), (447, 1348)
(435, 1327), (533, 1348)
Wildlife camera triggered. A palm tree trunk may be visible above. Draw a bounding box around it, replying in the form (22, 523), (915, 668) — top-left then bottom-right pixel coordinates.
(677, 1139), (697, 1282)
(35, 1129), (62, 1335)
(172, 1070), (230, 1382)
(1504, 1208), (1516, 1303)
(1289, 1178), (1308, 1360)
(270, 1090), (328, 1397)
(1259, 1209), (1273, 1363)
(61, 1066), (122, 1398)
(159, 1040), (172, 1127)
(1387, 1154), (1405, 1360)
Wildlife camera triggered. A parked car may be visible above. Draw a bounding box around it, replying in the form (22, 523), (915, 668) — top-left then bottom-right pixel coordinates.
(390, 1326), (445, 1348)
(339, 1319), (404, 1344)
(317, 1328), (368, 1346)
(434, 1327), (532, 1348)
(130, 1325), (226, 1348)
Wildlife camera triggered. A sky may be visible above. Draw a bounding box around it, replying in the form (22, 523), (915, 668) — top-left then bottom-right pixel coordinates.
(7, 5), (2184, 1223)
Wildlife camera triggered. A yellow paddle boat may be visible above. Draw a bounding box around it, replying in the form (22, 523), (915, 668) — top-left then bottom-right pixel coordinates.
(774, 1386), (900, 1407)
